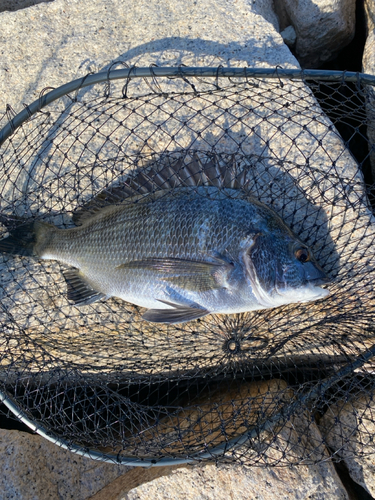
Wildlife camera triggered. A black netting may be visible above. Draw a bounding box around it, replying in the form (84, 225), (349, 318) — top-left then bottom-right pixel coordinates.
(0, 68), (375, 466)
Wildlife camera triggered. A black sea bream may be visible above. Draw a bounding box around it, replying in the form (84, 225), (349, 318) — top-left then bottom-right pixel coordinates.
(0, 185), (329, 324)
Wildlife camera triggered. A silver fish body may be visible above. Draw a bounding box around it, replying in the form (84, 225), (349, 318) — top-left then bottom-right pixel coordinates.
(0, 186), (329, 323)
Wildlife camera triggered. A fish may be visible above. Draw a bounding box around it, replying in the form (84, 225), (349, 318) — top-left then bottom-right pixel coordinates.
(0, 155), (329, 324)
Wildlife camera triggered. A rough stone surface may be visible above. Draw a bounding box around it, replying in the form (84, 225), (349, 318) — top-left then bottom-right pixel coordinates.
(280, 25), (296, 47)
(282, 0), (356, 67)
(0, 429), (126, 500)
(242, 0), (280, 30)
(362, 28), (375, 179)
(85, 453), (349, 500)
(363, 29), (375, 77)
(0, 0), (294, 114)
(119, 380), (332, 466)
(121, 462), (348, 500)
(319, 394), (375, 497)
(365, 0), (375, 33)
(273, 0), (290, 32)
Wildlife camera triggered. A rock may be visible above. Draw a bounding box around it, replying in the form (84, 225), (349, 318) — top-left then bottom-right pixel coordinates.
(282, 0), (356, 67)
(120, 379), (329, 464)
(0, 0), (297, 113)
(280, 25), (296, 47)
(319, 393), (375, 497)
(242, 0), (280, 31)
(119, 379), (336, 469)
(362, 29), (375, 179)
(363, 30), (375, 83)
(363, 1), (375, 180)
(273, 0), (290, 32)
(0, 428), (126, 500)
(86, 421), (349, 500)
(365, 0), (375, 33)
(123, 464), (348, 500)
(99, 461), (349, 500)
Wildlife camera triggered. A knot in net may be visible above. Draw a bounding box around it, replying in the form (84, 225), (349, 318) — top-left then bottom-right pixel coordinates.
(0, 67), (375, 466)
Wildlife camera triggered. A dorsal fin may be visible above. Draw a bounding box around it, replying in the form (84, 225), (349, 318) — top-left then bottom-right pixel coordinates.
(72, 151), (248, 225)
(72, 187), (127, 225)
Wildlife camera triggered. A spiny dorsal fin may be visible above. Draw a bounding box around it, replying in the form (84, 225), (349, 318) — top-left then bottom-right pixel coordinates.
(72, 151), (245, 225)
(72, 187), (127, 225)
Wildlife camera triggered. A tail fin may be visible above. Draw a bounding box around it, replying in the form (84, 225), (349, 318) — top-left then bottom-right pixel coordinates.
(0, 221), (54, 257)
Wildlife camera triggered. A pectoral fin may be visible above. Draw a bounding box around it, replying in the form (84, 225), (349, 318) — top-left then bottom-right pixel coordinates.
(116, 257), (233, 292)
(142, 300), (209, 324)
(63, 269), (106, 306)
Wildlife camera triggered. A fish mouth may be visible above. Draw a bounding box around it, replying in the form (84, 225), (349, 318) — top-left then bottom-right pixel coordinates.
(303, 261), (329, 286)
(273, 280), (330, 304)
(296, 284), (330, 303)
(307, 276), (330, 286)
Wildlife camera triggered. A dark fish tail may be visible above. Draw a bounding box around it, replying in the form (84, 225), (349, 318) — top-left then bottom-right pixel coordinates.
(0, 221), (55, 257)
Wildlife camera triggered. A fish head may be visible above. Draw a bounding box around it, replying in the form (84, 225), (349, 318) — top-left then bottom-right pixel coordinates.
(241, 232), (330, 308)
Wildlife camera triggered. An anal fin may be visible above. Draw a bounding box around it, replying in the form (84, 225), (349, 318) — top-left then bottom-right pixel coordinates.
(63, 269), (106, 306)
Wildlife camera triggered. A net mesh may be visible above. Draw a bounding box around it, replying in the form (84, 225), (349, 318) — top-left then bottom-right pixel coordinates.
(0, 69), (375, 466)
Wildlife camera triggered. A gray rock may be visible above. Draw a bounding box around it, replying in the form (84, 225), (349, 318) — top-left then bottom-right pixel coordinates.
(87, 422), (349, 500)
(362, 29), (375, 179)
(0, 429), (126, 500)
(365, 0), (375, 33)
(319, 394), (375, 497)
(122, 462), (348, 500)
(363, 29), (375, 82)
(282, 0), (356, 67)
(273, 0), (290, 32)
(242, 0), (280, 31)
(363, 2), (375, 180)
(280, 25), (296, 47)
(0, 0), (296, 114)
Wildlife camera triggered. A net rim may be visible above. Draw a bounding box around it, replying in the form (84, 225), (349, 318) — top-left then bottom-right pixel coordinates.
(1, 66), (374, 148)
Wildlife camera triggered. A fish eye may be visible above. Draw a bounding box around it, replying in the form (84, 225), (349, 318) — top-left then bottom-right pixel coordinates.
(295, 247), (310, 263)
